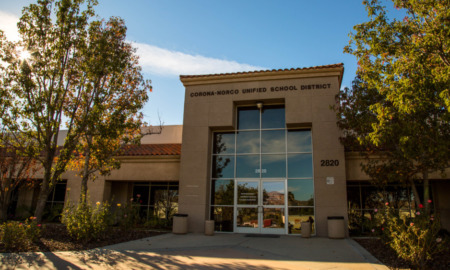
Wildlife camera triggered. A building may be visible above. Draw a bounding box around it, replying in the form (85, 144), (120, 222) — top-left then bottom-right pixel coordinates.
(11, 64), (450, 236)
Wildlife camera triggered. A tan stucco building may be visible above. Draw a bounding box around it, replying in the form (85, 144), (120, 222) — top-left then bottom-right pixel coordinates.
(11, 64), (450, 236)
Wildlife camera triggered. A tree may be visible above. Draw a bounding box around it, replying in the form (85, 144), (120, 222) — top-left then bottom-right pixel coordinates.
(0, 0), (151, 222)
(66, 17), (152, 202)
(0, 132), (38, 221)
(339, 0), (450, 209)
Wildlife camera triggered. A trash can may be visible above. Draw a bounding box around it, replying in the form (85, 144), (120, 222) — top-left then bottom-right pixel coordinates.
(301, 221), (311, 238)
(328, 216), (345, 239)
(173, 214), (188, 234)
(205, 220), (215, 236)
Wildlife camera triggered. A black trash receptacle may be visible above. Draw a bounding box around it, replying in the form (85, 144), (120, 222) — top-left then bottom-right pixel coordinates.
(327, 216), (345, 239)
(173, 214), (188, 234)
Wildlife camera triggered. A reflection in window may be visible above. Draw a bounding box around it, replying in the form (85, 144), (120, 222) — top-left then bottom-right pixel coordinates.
(212, 155), (234, 178)
(287, 130), (312, 152)
(288, 153), (313, 178)
(237, 181), (259, 205)
(288, 207), (314, 234)
(236, 131), (259, 153)
(238, 107), (259, 130)
(213, 133), (235, 154)
(237, 207), (258, 227)
(263, 208), (285, 228)
(211, 105), (315, 233)
(236, 155), (260, 178)
(132, 182), (179, 220)
(211, 206), (234, 232)
(288, 179), (314, 206)
(346, 181), (419, 236)
(263, 181), (285, 205)
(262, 105), (285, 129)
(261, 130), (285, 153)
(211, 180), (234, 205)
(261, 154), (286, 178)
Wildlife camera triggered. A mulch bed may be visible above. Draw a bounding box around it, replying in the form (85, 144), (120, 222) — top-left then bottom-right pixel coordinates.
(355, 238), (450, 270)
(1, 223), (166, 253)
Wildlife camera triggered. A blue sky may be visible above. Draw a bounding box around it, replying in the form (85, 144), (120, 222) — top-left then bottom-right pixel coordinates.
(0, 0), (404, 125)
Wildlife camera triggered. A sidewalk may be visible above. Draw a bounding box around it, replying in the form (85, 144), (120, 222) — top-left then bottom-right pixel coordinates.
(0, 233), (388, 270)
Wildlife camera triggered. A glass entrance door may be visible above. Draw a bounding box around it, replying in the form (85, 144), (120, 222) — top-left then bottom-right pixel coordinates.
(235, 179), (287, 234)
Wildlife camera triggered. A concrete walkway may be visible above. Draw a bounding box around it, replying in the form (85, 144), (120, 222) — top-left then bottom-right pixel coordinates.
(0, 233), (388, 270)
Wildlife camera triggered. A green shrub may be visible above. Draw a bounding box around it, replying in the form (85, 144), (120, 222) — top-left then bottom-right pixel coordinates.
(0, 217), (42, 252)
(61, 198), (112, 244)
(144, 217), (172, 230)
(373, 201), (447, 269)
(114, 200), (142, 228)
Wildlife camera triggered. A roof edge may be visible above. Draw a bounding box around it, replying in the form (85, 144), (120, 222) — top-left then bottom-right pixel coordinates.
(180, 63), (344, 86)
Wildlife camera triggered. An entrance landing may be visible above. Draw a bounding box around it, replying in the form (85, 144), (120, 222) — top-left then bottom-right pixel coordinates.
(0, 234), (388, 269)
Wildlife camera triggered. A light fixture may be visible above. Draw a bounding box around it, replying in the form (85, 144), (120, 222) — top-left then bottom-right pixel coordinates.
(256, 102), (263, 109)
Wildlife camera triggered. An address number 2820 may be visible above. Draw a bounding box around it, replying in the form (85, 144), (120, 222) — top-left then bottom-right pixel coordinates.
(320, 160), (339, 166)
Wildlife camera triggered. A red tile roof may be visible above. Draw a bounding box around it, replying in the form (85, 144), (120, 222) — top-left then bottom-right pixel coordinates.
(119, 144), (181, 156)
(180, 63), (344, 79)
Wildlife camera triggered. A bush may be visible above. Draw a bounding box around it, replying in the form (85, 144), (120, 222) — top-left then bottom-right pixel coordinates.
(373, 201), (447, 269)
(144, 217), (172, 230)
(0, 217), (42, 252)
(61, 198), (112, 244)
(114, 200), (142, 229)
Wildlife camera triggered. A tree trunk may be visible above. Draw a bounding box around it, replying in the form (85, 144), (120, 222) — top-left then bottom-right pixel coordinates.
(423, 170), (430, 213)
(409, 178), (421, 208)
(80, 139), (92, 203)
(0, 200), (9, 222)
(34, 186), (50, 222)
(34, 163), (53, 222)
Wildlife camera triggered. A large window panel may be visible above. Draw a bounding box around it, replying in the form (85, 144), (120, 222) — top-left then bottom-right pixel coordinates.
(211, 206), (234, 232)
(261, 130), (285, 153)
(212, 155), (234, 179)
(262, 105), (285, 129)
(236, 155), (260, 178)
(288, 179), (314, 206)
(236, 131), (260, 154)
(213, 132), (235, 154)
(287, 130), (312, 153)
(211, 180), (234, 205)
(261, 154), (286, 178)
(238, 107), (259, 130)
(288, 153), (313, 178)
(288, 207), (315, 234)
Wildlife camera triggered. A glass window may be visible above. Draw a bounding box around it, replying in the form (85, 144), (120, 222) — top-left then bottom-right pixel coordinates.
(288, 207), (315, 234)
(262, 105), (285, 129)
(213, 132), (235, 154)
(236, 131), (259, 154)
(237, 181), (259, 205)
(211, 180), (234, 205)
(261, 130), (285, 153)
(211, 206), (234, 232)
(236, 155), (260, 178)
(212, 155), (234, 179)
(238, 107), (259, 130)
(133, 185), (150, 205)
(262, 181), (285, 205)
(288, 179), (314, 206)
(261, 154), (286, 178)
(287, 130), (312, 152)
(288, 153), (313, 178)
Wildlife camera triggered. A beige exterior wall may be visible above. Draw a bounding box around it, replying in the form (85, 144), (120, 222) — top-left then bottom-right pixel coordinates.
(179, 67), (347, 236)
(16, 128), (181, 213)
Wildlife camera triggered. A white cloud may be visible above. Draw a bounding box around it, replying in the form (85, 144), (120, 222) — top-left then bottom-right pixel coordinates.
(133, 42), (266, 76)
(0, 11), (20, 42)
(0, 11), (266, 76)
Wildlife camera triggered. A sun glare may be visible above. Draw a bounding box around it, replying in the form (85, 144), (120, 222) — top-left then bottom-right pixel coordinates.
(18, 49), (31, 61)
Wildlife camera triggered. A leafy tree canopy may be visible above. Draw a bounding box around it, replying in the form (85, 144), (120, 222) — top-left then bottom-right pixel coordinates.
(0, 0), (151, 221)
(337, 0), (450, 207)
